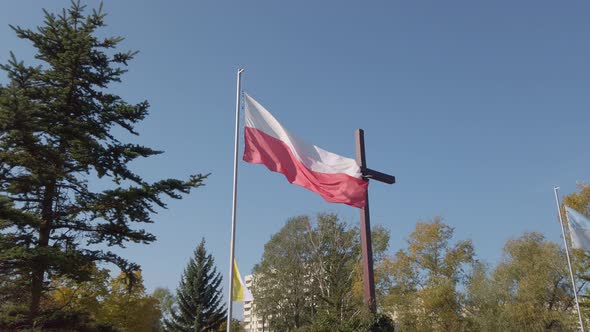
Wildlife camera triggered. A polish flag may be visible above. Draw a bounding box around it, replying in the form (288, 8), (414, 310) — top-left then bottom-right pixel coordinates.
(243, 93), (368, 208)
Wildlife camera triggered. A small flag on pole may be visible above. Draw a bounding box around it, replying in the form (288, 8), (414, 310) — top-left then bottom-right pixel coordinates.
(243, 93), (368, 208)
(232, 259), (253, 302)
(565, 206), (590, 250)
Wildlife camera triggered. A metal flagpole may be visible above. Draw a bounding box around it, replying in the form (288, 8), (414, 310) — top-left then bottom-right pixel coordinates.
(554, 186), (585, 332)
(227, 68), (244, 332)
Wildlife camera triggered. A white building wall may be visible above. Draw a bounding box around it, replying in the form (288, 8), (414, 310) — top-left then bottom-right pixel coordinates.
(243, 274), (270, 332)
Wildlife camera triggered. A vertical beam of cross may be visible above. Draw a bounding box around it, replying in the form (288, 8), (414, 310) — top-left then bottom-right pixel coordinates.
(355, 129), (395, 314)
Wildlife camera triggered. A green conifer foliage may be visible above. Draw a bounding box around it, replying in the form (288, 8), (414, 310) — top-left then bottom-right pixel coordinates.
(0, 1), (206, 326)
(165, 239), (226, 332)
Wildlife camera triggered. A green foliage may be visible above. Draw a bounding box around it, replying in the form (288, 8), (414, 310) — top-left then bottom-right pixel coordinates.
(217, 318), (244, 332)
(165, 239), (226, 332)
(564, 184), (590, 216)
(99, 271), (161, 332)
(49, 265), (110, 323)
(252, 215), (314, 331)
(294, 310), (394, 332)
(563, 184), (590, 324)
(0, 1), (206, 326)
(30, 310), (118, 332)
(383, 218), (577, 331)
(464, 261), (502, 331)
(252, 213), (390, 332)
(466, 232), (577, 331)
(309, 214), (366, 326)
(48, 267), (162, 332)
(152, 287), (175, 331)
(381, 217), (474, 331)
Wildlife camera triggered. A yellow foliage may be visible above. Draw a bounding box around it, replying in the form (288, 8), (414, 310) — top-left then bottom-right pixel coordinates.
(49, 268), (161, 332)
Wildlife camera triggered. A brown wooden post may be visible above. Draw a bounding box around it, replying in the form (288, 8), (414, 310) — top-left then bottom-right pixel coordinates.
(356, 129), (377, 313)
(355, 129), (395, 317)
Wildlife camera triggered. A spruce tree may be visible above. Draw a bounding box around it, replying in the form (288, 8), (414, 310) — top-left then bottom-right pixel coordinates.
(0, 1), (206, 327)
(165, 239), (226, 332)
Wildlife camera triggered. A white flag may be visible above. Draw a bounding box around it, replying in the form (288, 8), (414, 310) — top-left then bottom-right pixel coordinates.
(565, 206), (590, 250)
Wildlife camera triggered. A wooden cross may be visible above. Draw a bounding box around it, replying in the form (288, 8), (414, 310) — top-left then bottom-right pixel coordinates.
(355, 129), (395, 313)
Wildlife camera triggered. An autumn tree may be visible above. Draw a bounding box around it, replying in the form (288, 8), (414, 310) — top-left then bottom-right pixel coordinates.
(463, 261), (502, 331)
(381, 217), (474, 331)
(252, 213), (390, 332)
(0, 1), (205, 327)
(564, 184), (590, 216)
(102, 271), (161, 331)
(49, 268), (162, 331)
(466, 232), (577, 331)
(49, 266), (110, 318)
(563, 184), (590, 322)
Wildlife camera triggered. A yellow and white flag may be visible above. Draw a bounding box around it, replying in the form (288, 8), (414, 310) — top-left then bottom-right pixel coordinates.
(232, 259), (253, 302)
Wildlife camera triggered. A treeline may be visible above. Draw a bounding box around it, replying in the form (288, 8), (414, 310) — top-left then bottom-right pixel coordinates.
(6, 239), (233, 332)
(4, 205), (587, 331)
(45, 269), (163, 331)
(250, 185), (590, 332)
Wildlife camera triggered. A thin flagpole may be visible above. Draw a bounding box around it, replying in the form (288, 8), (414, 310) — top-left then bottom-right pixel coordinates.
(554, 186), (585, 332)
(227, 68), (244, 332)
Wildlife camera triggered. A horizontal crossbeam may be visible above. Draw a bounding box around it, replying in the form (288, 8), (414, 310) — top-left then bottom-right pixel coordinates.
(362, 168), (395, 184)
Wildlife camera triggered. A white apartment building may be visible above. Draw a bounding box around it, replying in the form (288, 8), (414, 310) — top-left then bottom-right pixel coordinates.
(243, 274), (270, 332)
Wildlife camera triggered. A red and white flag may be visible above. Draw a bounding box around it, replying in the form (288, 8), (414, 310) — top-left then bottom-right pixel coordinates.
(243, 93), (368, 208)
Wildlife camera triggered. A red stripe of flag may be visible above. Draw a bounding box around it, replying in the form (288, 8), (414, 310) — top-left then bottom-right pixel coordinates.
(243, 127), (368, 208)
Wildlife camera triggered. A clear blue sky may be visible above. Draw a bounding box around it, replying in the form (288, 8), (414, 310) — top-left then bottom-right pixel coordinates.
(2, 0), (589, 317)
